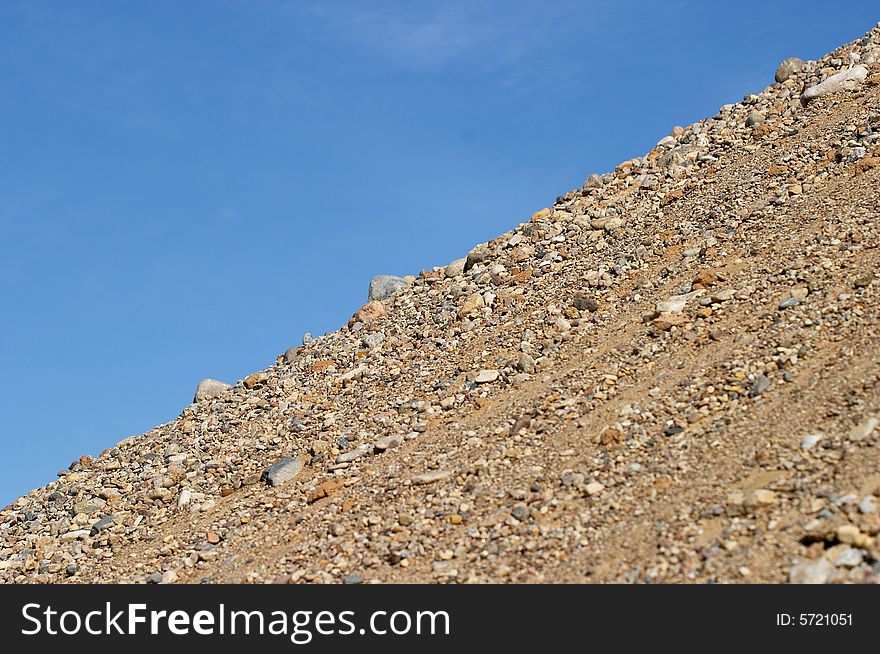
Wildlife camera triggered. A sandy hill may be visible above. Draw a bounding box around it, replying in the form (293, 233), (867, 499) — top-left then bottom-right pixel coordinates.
(3, 24), (880, 585)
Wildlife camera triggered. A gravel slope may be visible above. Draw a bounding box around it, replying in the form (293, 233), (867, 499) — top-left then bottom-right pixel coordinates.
(3, 24), (880, 585)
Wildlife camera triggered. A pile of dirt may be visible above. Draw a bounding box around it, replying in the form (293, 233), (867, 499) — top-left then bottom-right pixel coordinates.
(3, 23), (880, 585)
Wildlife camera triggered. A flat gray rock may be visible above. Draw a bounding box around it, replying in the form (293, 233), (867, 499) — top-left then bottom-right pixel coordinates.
(263, 457), (304, 486)
(368, 275), (410, 302)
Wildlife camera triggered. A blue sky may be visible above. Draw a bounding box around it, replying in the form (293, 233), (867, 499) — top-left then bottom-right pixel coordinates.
(0, 1), (876, 506)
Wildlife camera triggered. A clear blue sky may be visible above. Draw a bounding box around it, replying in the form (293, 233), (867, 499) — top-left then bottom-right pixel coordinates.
(1, 1), (876, 506)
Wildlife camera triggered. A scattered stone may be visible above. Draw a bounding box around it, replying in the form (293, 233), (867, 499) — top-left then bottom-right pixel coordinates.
(800, 66), (869, 105)
(832, 547), (863, 568)
(336, 444), (372, 463)
(474, 369), (500, 383)
(775, 57), (803, 83)
(710, 289), (736, 303)
(343, 574), (364, 585)
(194, 379), (231, 402)
(789, 558), (834, 584)
(585, 481), (604, 496)
(745, 112), (764, 128)
(847, 417), (878, 442)
(516, 353), (536, 373)
(412, 470), (452, 485)
(244, 372), (267, 389)
(458, 293), (485, 319)
(361, 332), (385, 350)
(306, 479), (344, 504)
(531, 208), (551, 222)
(656, 290), (703, 315)
(778, 297), (800, 310)
(263, 457), (304, 486)
(283, 347), (299, 364)
(349, 300), (387, 327)
(509, 415), (532, 436)
(368, 275), (410, 302)
(511, 506), (529, 521)
(801, 434), (823, 451)
(572, 292), (599, 312)
(431, 560), (458, 579)
(858, 496), (878, 515)
(744, 489), (777, 509)
(90, 515), (114, 535)
(749, 374), (771, 398)
(374, 435), (403, 452)
(836, 524), (862, 545)
(444, 258), (466, 278)
(464, 244), (490, 271)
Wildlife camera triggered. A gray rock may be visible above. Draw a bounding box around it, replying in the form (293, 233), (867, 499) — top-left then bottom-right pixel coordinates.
(833, 547), (864, 568)
(343, 574), (364, 585)
(517, 352), (536, 374)
(263, 457), (304, 486)
(302, 332), (314, 345)
(745, 112), (764, 127)
(584, 173), (605, 188)
(749, 374), (771, 398)
(573, 292), (599, 312)
(368, 275), (409, 302)
(775, 57), (804, 83)
(801, 66), (869, 106)
(841, 146), (867, 163)
(464, 244), (490, 271)
(511, 506), (529, 521)
(160, 570), (178, 584)
(789, 558), (834, 584)
(283, 347), (299, 364)
(361, 332), (385, 349)
(194, 379), (231, 402)
(90, 515), (114, 535)
(657, 143), (696, 172)
(778, 297), (800, 310)
(374, 435), (402, 452)
(858, 496), (878, 515)
(335, 444), (372, 464)
(444, 258), (467, 278)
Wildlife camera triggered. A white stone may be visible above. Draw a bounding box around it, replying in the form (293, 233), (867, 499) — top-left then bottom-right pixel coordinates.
(800, 433), (822, 450)
(585, 481), (604, 496)
(474, 369), (500, 383)
(789, 558), (834, 584)
(801, 66), (869, 105)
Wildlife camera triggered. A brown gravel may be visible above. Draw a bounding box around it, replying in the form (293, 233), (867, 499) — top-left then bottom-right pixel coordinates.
(3, 24), (880, 585)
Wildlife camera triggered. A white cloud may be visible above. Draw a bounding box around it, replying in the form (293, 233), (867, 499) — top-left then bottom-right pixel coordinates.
(283, 1), (613, 92)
